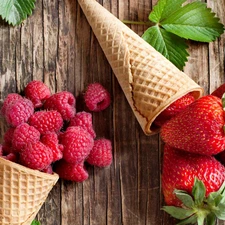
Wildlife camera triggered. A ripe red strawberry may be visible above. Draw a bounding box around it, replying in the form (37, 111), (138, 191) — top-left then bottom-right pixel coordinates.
(211, 83), (225, 99)
(162, 145), (225, 223)
(154, 93), (195, 127)
(161, 95), (225, 155)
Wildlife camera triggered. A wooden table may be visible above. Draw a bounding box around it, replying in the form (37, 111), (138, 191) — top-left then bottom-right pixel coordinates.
(0, 0), (224, 224)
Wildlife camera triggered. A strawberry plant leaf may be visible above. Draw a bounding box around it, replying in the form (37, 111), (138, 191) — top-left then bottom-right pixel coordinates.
(149, 0), (186, 23)
(162, 206), (194, 220)
(174, 190), (194, 208)
(192, 178), (206, 206)
(0, 0), (36, 26)
(161, 1), (225, 42)
(31, 220), (41, 225)
(142, 25), (189, 70)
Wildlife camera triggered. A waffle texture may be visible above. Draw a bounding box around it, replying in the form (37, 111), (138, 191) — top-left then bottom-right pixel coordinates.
(77, 0), (203, 135)
(0, 157), (59, 225)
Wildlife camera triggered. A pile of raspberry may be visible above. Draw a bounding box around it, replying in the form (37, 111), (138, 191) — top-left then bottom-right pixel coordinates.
(0, 80), (112, 182)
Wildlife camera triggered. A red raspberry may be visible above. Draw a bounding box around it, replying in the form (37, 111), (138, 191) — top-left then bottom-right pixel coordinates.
(69, 111), (96, 138)
(42, 165), (53, 174)
(44, 91), (76, 120)
(1, 153), (18, 162)
(12, 123), (40, 152)
(86, 138), (112, 167)
(54, 160), (88, 182)
(28, 110), (63, 135)
(4, 98), (34, 127)
(1, 93), (23, 115)
(2, 143), (13, 154)
(41, 132), (63, 162)
(20, 141), (53, 170)
(24, 80), (51, 108)
(60, 126), (94, 164)
(3, 127), (15, 145)
(84, 83), (111, 112)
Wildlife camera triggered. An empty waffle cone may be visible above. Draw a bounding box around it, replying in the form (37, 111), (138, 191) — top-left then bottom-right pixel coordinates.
(0, 157), (59, 225)
(78, 0), (203, 135)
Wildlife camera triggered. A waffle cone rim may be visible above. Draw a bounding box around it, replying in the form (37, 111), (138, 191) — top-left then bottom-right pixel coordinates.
(0, 157), (59, 180)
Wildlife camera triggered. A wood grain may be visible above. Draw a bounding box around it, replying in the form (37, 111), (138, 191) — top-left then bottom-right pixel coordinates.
(0, 0), (224, 224)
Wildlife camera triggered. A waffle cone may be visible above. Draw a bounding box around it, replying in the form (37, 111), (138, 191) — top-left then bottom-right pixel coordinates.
(78, 0), (203, 135)
(0, 157), (59, 225)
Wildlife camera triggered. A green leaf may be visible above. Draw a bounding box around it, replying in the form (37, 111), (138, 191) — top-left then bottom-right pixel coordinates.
(161, 1), (225, 42)
(142, 25), (189, 70)
(174, 190), (195, 208)
(192, 178), (206, 206)
(149, 0), (186, 23)
(31, 220), (41, 225)
(163, 206), (195, 220)
(0, 0), (36, 26)
(176, 214), (198, 225)
(205, 213), (217, 225)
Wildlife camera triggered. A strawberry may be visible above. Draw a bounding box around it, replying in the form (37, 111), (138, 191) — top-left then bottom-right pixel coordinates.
(162, 144), (225, 224)
(161, 95), (225, 155)
(211, 83), (225, 99)
(154, 93), (195, 127)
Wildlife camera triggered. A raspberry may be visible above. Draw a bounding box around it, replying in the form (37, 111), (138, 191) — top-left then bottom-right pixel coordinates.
(44, 91), (76, 120)
(42, 165), (53, 174)
(54, 160), (88, 182)
(12, 123), (40, 152)
(24, 80), (51, 108)
(1, 93), (23, 115)
(28, 110), (63, 135)
(69, 111), (96, 138)
(86, 138), (112, 167)
(4, 98), (34, 127)
(20, 141), (53, 170)
(1, 153), (18, 162)
(60, 126), (94, 164)
(3, 127), (15, 145)
(2, 143), (13, 154)
(41, 132), (63, 162)
(84, 83), (111, 112)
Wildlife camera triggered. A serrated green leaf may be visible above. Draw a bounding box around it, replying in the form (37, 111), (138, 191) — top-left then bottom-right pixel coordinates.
(192, 178), (206, 206)
(161, 1), (224, 42)
(31, 220), (41, 225)
(0, 0), (36, 26)
(163, 206), (195, 220)
(176, 214), (198, 225)
(142, 25), (189, 70)
(149, 0), (186, 23)
(174, 190), (195, 208)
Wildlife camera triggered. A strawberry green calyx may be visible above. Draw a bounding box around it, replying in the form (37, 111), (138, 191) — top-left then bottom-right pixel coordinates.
(163, 177), (225, 225)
